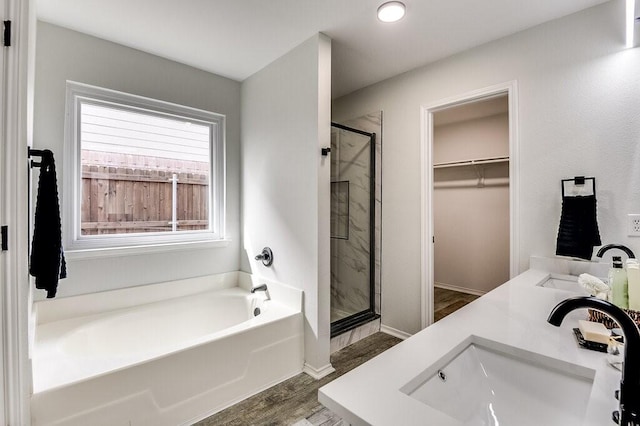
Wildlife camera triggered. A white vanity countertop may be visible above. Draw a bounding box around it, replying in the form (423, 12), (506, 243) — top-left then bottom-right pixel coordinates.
(318, 267), (621, 425)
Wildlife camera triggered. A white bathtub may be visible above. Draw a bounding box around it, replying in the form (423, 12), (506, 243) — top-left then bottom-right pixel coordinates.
(31, 271), (304, 426)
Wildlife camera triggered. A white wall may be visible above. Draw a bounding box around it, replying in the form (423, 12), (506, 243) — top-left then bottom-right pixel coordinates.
(33, 22), (241, 297)
(241, 34), (332, 373)
(434, 113), (509, 162)
(333, 0), (640, 335)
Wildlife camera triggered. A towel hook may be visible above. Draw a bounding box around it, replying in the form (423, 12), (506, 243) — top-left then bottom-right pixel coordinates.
(27, 147), (53, 169)
(28, 147), (43, 168)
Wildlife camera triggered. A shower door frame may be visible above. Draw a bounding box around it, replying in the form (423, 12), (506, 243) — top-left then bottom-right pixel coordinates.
(330, 122), (379, 337)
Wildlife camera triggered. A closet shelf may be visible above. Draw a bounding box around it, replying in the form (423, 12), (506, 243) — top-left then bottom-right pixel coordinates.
(433, 156), (509, 169)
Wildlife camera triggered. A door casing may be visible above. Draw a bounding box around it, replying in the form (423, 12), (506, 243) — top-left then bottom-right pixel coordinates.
(2, 0), (36, 424)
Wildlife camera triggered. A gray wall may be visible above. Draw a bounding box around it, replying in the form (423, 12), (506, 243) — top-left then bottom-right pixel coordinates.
(33, 22), (241, 298)
(333, 1), (640, 335)
(241, 34), (332, 373)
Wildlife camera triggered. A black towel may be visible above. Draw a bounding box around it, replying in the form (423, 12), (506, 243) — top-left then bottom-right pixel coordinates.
(30, 150), (66, 298)
(555, 195), (601, 260)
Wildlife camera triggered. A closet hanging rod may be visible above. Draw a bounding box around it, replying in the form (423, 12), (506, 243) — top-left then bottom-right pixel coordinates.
(434, 177), (510, 189)
(433, 156), (509, 169)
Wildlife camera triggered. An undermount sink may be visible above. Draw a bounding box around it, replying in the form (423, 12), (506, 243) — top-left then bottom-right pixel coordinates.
(400, 336), (595, 425)
(536, 274), (590, 294)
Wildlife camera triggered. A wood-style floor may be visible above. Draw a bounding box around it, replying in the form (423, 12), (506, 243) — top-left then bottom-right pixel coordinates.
(434, 287), (479, 322)
(193, 332), (401, 426)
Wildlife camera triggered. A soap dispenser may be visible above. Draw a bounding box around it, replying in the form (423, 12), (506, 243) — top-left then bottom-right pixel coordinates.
(610, 256), (629, 309)
(627, 258), (640, 310)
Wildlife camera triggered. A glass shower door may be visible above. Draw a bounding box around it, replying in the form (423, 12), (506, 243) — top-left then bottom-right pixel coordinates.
(330, 123), (377, 336)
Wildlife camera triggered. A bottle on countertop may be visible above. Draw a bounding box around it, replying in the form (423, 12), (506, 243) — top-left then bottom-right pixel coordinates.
(610, 256), (629, 309)
(627, 258), (640, 311)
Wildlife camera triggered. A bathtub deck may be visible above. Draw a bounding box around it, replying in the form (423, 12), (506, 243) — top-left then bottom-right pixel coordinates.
(193, 332), (402, 426)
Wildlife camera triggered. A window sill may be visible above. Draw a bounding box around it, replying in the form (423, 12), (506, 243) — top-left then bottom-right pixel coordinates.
(64, 238), (231, 261)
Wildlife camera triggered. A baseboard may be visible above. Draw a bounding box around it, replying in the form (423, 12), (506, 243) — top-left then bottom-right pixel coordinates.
(434, 282), (487, 297)
(303, 362), (336, 380)
(380, 324), (412, 340)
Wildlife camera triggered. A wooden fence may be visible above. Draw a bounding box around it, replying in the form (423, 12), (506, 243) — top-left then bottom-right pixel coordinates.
(81, 165), (209, 235)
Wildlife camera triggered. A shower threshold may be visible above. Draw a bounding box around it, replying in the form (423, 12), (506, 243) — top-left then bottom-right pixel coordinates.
(331, 310), (380, 338)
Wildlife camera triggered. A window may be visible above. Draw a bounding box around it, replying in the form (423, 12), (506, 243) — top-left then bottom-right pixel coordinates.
(64, 82), (225, 252)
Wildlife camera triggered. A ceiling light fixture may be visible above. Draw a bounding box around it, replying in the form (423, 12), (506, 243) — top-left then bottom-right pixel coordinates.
(377, 1), (406, 23)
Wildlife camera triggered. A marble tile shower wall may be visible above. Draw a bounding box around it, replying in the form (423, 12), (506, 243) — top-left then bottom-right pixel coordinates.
(330, 130), (371, 317)
(330, 112), (382, 320)
(330, 319), (382, 353)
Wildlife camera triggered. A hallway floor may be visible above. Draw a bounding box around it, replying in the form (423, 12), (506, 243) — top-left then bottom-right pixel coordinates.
(193, 332), (401, 426)
(434, 287), (479, 322)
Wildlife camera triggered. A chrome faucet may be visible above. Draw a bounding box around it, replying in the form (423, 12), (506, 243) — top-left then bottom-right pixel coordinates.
(597, 244), (636, 259)
(251, 284), (270, 301)
(548, 296), (640, 425)
(251, 284), (268, 293)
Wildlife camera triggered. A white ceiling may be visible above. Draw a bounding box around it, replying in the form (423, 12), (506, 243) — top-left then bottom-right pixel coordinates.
(36, 0), (608, 99)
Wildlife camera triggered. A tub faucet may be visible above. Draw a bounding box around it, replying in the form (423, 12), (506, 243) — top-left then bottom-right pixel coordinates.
(548, 296), (640, 425)
(597, 244), (636, 259)
(251, 284), (268, 293)
(251, 284), (270, 301)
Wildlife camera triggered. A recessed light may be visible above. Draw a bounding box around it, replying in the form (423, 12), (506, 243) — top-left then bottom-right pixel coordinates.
(377, 1), (406, 23)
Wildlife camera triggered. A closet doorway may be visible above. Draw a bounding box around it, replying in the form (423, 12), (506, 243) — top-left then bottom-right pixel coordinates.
(420, 82), (519, 328)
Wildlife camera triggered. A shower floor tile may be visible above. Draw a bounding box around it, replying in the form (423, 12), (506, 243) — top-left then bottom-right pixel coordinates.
(330, 307), (352, 322)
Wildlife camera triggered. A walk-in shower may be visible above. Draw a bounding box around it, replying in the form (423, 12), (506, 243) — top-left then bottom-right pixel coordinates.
(330, 122), (379, 336)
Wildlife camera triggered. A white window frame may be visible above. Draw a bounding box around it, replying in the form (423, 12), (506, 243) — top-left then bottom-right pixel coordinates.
(63, 81), (226, 255)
